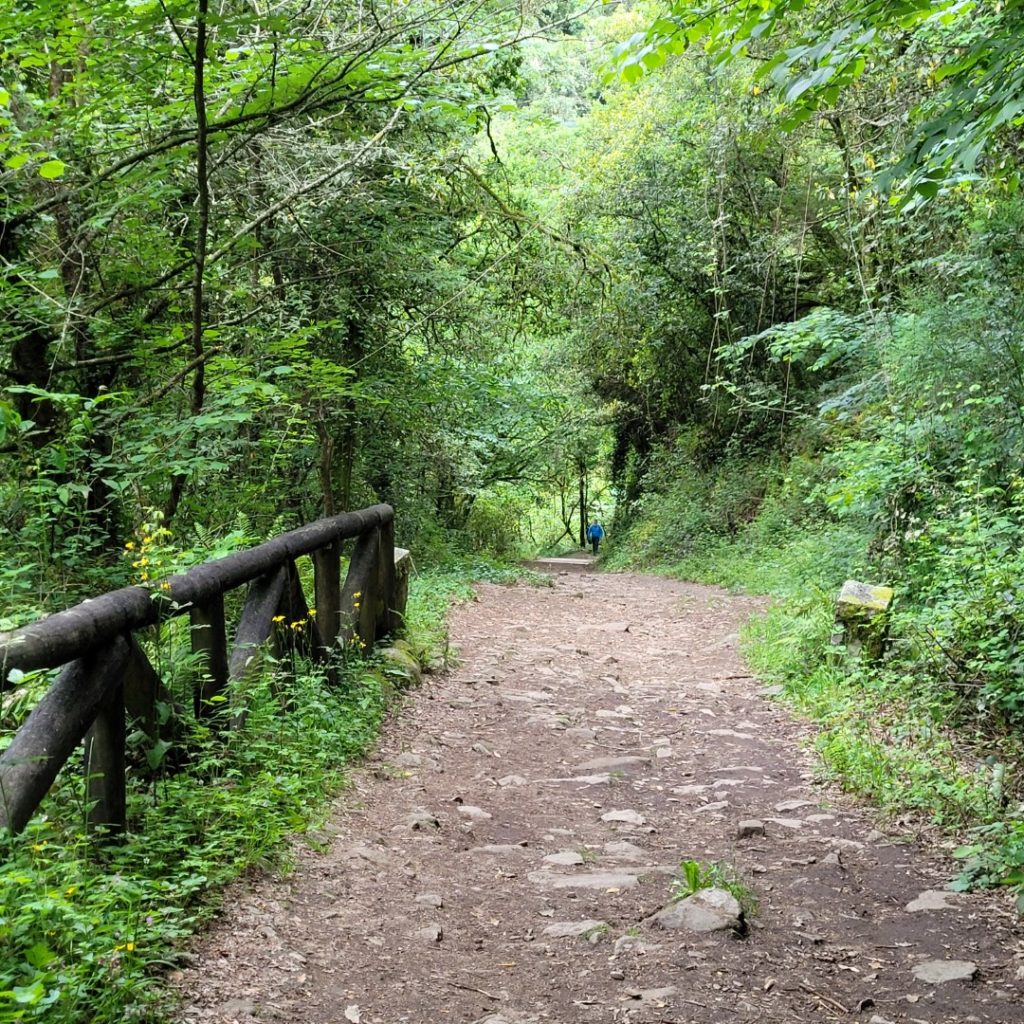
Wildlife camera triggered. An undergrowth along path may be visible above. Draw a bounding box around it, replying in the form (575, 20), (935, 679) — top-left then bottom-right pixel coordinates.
(174, 566), (1024, 1024)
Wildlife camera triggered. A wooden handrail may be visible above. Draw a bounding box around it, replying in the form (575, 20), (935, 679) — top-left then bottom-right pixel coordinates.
(0, 503), (411, 835)
(0, 504), (393, 675)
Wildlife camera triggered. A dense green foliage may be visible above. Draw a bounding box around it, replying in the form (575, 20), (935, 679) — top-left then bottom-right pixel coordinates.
(5, 0), (1024, 1016)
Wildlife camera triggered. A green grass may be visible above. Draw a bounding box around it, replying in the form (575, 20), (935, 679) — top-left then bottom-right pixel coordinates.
(671, 858), (758, 917)
(0, 660), (390, 1022)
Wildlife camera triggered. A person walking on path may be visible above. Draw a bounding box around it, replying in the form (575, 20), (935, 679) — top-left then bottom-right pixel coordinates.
(586, 521), (605, 555)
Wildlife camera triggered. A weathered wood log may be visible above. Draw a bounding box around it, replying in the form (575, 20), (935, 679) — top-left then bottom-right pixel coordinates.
(123, 635), (181, 744)
(340, 527), (381, 648)
(191, 595), (229, 718)
(228, 566), (288, 728)
(84, 681), (126, 834)
(0, 637), (129, 834)
(313, 541), (342, 651)
(279, 561), (317, 659)
(0, 505), (394, 674)
(228, 567), (288, 683)
(392, 547), (412, 633)
(377, 517), (397, 638)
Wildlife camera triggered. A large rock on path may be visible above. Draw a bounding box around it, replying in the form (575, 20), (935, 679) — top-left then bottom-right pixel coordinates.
(648, 887), (744, 934)
(911, 960), (978, 984)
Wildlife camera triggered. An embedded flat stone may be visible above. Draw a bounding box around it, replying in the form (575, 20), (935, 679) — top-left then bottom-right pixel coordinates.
(458, 804), (492, 820)
(603, 841), (647, 861)
(672, 784), (709, 796)
(498, 774), (528, 787)
(775, 799), (815, 812)
(541, 919), (607, 938)
(624, 986), (678, 1006)
(601, 809), (646, 826)
(905, 890), (960, 912)
(527, 870), (639, 890)
(406, 808), (440, 830)
(544, 850), (585, 867)
(695, 800), (730, 814)
(576, 755), (649, 771)
(911, 960), (977, 984)
(736, 819), (765, 839)
(413, 924), (443, 945)
(649, 888), (743, 933)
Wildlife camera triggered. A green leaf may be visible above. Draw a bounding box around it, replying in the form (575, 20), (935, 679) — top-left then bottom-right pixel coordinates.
(25, 943), (56, 969)
(146, 739), (173, 770)
(38, 158), (66, 179)
(12, 980), (45, 1005)
(5, 152), (29, 170)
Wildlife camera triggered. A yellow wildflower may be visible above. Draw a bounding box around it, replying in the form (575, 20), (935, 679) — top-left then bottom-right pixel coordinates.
(272, 614), (285, 623)
(308, 608), (316, 617)
(124, 541), (135, 551)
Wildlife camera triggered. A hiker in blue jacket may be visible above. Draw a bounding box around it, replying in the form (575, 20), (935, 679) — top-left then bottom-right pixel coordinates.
(586, 521), (605, 555)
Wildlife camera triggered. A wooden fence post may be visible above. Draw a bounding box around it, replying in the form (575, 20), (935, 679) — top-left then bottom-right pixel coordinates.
(84, 681), (126, 834)
(340, 527), (381, 649)
(191, 594), (229, 719)
(0, 637), (129, 835)
(377, 517), (396, 639)
(313, 541), (342, 653)
(228, 566), (288, 727)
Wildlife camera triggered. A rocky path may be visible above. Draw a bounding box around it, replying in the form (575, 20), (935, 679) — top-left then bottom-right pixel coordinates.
(174, 567), (1024, 1024)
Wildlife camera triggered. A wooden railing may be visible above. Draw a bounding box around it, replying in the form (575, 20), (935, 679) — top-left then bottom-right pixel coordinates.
(0, 504), (410, 836)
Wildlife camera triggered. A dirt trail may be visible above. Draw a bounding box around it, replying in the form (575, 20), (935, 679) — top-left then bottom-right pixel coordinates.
(174, 565), (1024, 1024)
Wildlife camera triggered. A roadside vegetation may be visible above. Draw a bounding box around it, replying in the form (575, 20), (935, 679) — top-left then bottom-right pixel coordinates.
(5, 0), (1024, 1017)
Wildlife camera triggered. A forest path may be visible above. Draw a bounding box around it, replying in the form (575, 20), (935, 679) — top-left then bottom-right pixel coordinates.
(173, 567), (1024, 1024)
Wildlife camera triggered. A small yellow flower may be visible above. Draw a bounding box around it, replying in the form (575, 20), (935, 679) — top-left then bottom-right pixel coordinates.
(353, 601), (361, 610)
(65, 884), (77, 896)
(142, 536), (152, 544)
(289, 620), (304, 631)
(308, 608), (316, 617)
(353, 591), (362, 598)
(30, 843), (46, 852)
(124, 541), (135, 551)
(141, 572), (149, 581)
(160, 581), (171, 591)
(114, 942), (136, 953)
(272, 615), (285, 623)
